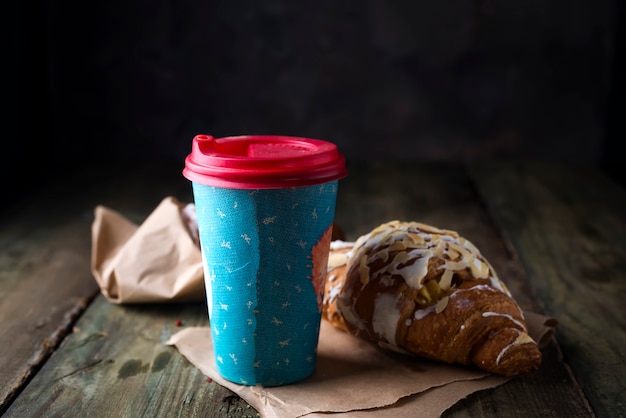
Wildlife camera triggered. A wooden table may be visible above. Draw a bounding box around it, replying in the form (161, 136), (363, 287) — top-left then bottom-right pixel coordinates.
(1, 161), (624, 417)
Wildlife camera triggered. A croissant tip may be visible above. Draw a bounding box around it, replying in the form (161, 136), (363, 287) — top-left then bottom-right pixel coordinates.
(485, 343), (543, 376)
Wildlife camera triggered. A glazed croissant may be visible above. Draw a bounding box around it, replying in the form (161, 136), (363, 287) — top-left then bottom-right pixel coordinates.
(323, 220), (542, 376)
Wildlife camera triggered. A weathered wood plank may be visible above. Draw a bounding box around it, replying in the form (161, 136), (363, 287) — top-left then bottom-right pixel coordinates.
(0, 177), (105, 412)
(468, 161), (626, 418)
(0, 162), (189, 412)
(3, 163), (256, 417)
(336, 161), (592, 417)
(3, 297), (258, 418)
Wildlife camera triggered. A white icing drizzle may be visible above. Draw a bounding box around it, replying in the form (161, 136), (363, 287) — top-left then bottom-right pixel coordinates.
(495, 329), (536, 365)
(330, 240), (355, 250)
(374, 250), (432, 288)
(327, 280), (342, 302)
(482, 312), (527, 331)
(414, 304), (437, 320)
(327, 252), (349, 271)
(346, 220), (508, 294)
(372, 293), (401, 345)
(449, 284), (497, 298)
(471, 258), (486, 277)
(489, 276), (510, 296)
(495, 330), (519, 365)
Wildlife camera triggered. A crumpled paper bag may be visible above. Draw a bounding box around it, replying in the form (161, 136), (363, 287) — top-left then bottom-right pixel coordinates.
(91, 196), (204, 303)
(167, 312), (556, 418)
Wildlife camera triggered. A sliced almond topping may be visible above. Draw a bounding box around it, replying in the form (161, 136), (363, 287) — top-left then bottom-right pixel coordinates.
(462, 238), (481, 255)
(407, 232), (425, 246)
(515, 332), (535, 344)
(439, 268), (454, 291)
(444, 260), (469, 271)
(455, 243), (472, 261)
(435, 296), (449, 314)
(446, 241), (462, 254)
(327, 252), (348, 270)
(431, 241), (445, 257)
(387, 241), (408, 252)
(378, 248), (390, 263)
(390, 251), (411, 268)
(470, 258), (489, 279)
(447, 248), (461, 260)
(415, 223), (448, 235)
(359, 257), (370, 284)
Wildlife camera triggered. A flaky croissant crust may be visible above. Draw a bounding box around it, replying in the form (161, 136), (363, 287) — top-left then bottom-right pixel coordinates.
(325, 220), (542, 376)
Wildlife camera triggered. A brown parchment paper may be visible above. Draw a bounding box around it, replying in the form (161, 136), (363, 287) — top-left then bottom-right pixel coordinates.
(166, 311), (556, 418)
(91, 196), (204, 303)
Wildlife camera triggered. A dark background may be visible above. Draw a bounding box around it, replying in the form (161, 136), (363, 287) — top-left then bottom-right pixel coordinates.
(3, 0), (625, 202)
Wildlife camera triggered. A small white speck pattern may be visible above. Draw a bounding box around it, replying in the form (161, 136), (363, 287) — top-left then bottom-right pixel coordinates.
(192, 181), (339, 386)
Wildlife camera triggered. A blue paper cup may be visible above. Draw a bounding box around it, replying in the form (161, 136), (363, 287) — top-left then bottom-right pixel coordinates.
(193, 182), (338, 386)
(183, 135), (347, 386)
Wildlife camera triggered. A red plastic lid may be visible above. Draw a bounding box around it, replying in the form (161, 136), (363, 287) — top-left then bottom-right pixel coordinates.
(183, 134), (348, 188)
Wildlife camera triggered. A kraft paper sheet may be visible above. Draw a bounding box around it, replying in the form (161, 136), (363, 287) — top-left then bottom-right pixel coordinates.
(167, 312), (555, 418)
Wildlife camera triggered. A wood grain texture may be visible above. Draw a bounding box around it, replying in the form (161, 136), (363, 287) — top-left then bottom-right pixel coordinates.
(3, 297), (258, 418)
(1, 163), (254, 417)
(468, 161), (625, 418)
(0, 181), (100, 412)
